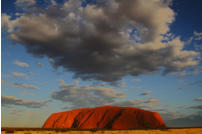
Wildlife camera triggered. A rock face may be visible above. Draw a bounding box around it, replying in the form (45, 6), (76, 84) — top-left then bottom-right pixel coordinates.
(43, 106), (167, 129)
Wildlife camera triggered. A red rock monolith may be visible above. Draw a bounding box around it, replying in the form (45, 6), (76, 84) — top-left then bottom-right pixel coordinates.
(43, 106), (167, 129)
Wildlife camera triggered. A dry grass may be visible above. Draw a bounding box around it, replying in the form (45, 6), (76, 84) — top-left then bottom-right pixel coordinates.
(1, 128), (202, 134)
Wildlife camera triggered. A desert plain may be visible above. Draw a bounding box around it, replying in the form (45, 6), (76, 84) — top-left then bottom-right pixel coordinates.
(2, 128), (202, 134)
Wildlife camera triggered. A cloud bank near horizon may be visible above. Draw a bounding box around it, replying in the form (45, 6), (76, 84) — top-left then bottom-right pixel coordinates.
(52, 80), (162, 110)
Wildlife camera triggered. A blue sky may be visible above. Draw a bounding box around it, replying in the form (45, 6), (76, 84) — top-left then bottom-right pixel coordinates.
(2, 0), (202, 127)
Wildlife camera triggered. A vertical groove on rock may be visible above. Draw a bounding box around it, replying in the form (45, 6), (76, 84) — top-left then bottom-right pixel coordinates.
(52, 114), (63, 128)
(62, 112), (69, 128)
(63, 112), (69, 123)
(134, 110), (140, 127)
(96, 110), (108, 128)
(136, 111), (142, 127)
(78, 110), (95, 128)
(105, 109), (124, 129)
(71, 112), (82, 128)
(52, 118), (57, 128)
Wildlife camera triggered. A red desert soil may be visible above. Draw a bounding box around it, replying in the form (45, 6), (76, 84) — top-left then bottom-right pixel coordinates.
(43, 106), (167, 129)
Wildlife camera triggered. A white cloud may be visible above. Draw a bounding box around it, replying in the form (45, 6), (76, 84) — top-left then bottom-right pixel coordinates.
(2, 95), (48, 108)
(12, 72), (29, 80)
(193, 97), (202, 102)
(186, 31), (202, 45)
(140, 90), (152, 96)
(134, 86), (142, 90)
(131, 78), (142, 82)
(105, 97), (161, 109)
(3, 80), (39, 90)
(109, 81), (127, 87)
(36, 62), (43, 67)
(193, 31), (202, 40)
(15, 0), (36, 7)
(177, 80), (202, 90)
(175, 71), (186, 78)
(187, 105), (202, 109)
(14, 60), (29, 67)
(160, 110), (185, 121)
(50, 0), (56, 5)
(105, 100), (143, 107)
(2, 14), (12, 32)
(175, 66), (202, 78)
(144, 98), (160, 107)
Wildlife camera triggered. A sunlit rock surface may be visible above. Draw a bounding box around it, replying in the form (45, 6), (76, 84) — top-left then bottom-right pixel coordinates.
(43, 106), (167, 129)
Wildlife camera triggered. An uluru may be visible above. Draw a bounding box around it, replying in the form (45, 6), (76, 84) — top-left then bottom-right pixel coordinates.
(43, 106), (167, 129)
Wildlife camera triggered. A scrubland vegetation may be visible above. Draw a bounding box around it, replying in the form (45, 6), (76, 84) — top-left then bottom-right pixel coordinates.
(2, 128), (202, 134)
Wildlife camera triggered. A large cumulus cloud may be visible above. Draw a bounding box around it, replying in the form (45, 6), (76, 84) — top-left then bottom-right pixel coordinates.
(2, 0), (199, 81)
